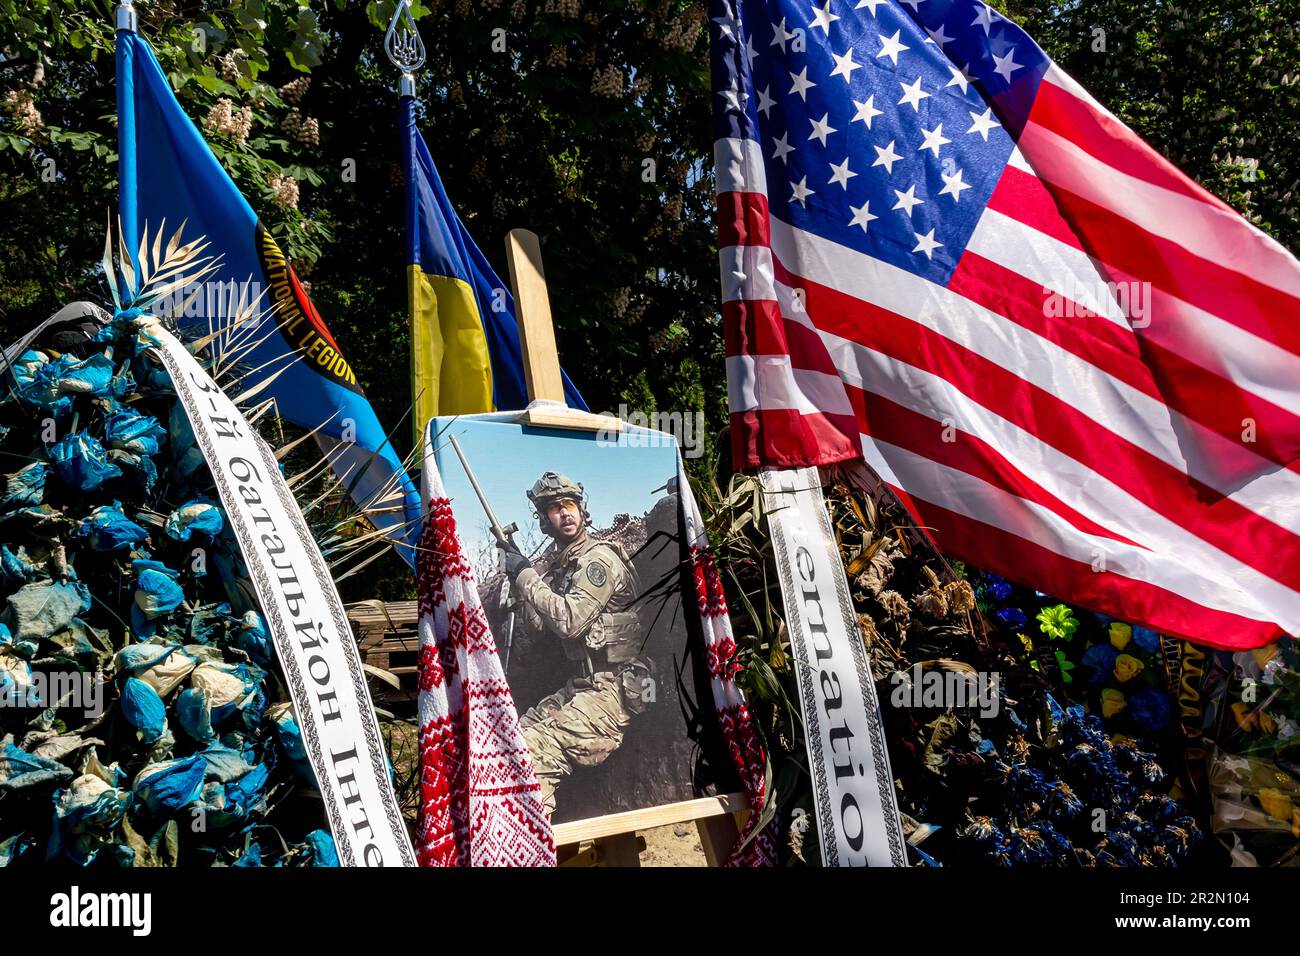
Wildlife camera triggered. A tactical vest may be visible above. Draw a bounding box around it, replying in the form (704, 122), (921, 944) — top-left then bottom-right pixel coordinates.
(545, 539), (643, 667)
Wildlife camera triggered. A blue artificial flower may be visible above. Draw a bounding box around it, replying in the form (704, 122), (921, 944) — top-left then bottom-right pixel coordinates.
(102, 403), (166, 457)
(120, 677), (168, 743)
(994, 607), (1027, 631)
(1131, 627), (1161, 654)
(1081, 643), (1120, 685)
(49, 432), (122, 491)
(304, 830), (338, 867)
(47, 774), (131, 865)
(232, 611), (272, 667)
(164, 500), (223, 542)
(133, 755), (206, 815)
(176, 687), (216, 744)
(0, 462), (48, 511)
(1127, 687), (1173, 734)
(982, 573), (1013, 602)
(77, 502), (149, 551)
(131, 561), (184, 619)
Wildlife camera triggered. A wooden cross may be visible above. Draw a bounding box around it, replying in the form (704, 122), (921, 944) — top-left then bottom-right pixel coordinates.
(504, 228), (623, 434)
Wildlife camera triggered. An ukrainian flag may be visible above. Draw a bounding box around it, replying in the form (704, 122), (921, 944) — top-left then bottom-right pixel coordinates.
(400, 98), (587, 439)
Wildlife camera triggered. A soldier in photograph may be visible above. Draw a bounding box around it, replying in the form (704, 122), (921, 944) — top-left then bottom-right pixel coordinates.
(498, 471), (653, 816)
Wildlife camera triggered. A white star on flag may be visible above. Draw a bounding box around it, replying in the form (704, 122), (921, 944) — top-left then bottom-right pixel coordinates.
(771, 132), (795, 162)
(809, 113), (837, 146)
(912, 227), (943, 258)
(852, 95), (883, 127)
(993, 48), (1023, 83)
(756, 85), (776, 117)
(848, 199), (878, 231)
(918, 122), (951, 156)
(771, 17), (795, 51)
(810, 0), (841, 34)
(945, 63), (974, 94)
(872, 139), (902, 173)
(877, 29), (909, 66)
(789, 66), (817, 100)
(898, 75), (930, 111)
(828, 157), (858, 189)
(967, 107), (1001, 140)
(790, 176), (815, 206)
(830, 48), (861, 83)
(925, 24), (953, 46)
(892, 183), (925, 216)
(971, 1), (998, 34)
(939, 167), (971, 201)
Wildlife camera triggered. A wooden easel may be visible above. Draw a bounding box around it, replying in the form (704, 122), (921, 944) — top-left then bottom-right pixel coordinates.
(502, 228), (750, 867)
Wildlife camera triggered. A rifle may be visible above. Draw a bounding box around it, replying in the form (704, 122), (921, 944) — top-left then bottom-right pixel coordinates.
(447, 434), (520, 672)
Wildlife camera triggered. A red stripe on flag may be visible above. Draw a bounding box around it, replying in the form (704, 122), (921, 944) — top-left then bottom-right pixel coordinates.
(950, 250), (1300, 471)
(987, 165), (1083, 252)
(847, 386), (1144, 548)
(885, 486), (1284, 650)
(1028, 79), (1234, 210)
(767, 262), (1300, 594)
(1005, 168), (1300, 360)
(729, 407), (859, 470)
(717, 189), (772, 249)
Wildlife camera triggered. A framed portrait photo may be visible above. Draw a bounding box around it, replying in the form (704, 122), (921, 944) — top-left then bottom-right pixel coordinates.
(427, 415), (740, 826)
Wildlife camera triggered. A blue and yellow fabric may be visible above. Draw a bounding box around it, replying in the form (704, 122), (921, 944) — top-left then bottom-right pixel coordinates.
(400, 97), (587, 441)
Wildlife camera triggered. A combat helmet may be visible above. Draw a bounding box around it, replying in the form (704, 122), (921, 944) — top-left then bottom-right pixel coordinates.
(527, 471), (589, 532)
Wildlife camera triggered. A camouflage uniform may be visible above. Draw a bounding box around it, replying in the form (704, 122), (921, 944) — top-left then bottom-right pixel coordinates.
(511, 475), (652, 816)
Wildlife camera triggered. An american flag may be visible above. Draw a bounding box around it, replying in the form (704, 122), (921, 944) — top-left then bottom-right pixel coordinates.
(711, 0), (1300, 650)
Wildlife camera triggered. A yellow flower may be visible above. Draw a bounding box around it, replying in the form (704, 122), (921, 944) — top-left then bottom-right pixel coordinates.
(1113, 653), (1144, 682)
(1258, 787), (1294, 822)
(1260, 710), (1278, 735)
(1108, 622), (1132, 650)
(1100, 688), (1127, 719)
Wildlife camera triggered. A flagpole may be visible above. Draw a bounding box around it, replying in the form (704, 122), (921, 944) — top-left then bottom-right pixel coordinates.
(115, 0), (139, 267)
(385, 1), (428, 447)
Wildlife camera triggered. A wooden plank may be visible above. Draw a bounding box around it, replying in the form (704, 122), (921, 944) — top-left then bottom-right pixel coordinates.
(596, 832), (644, 867)
(696, 811), (743, 867)
(503, 228), (623, 435)
(505, 228), (566, 404)
(550, 792), (749, 846)
(523, 404), (624, 433)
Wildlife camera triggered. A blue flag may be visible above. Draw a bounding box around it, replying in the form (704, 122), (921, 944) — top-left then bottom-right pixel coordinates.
(116, 28), (420, 557)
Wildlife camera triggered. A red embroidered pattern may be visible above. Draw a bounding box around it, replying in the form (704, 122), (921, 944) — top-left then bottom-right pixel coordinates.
(415, 496), (556, 867)
(686, 512), (776, 866)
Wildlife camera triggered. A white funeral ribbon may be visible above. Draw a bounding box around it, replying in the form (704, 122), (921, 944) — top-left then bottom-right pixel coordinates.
(760, 466), (907, 866)
(149, 324), (415, 867)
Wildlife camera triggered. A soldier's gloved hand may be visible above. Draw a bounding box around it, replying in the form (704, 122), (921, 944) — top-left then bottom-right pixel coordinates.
(499, 547), (532, 581)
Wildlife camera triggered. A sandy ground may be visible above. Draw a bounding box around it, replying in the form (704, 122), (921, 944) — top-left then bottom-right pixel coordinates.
(639, 823), (709, 866)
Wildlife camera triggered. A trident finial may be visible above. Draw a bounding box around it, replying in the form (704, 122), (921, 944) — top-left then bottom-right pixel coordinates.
(384, 0), (426, 97)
